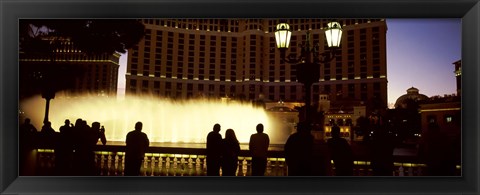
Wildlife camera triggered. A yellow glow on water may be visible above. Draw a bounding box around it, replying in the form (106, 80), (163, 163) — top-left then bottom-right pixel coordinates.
(20, 94), (289, 144)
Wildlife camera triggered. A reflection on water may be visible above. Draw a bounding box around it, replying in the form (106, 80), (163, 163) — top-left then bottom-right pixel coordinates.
(20, 94), (291, 144)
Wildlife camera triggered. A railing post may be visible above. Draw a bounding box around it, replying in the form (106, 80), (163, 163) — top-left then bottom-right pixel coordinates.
(202, 158), (207, 175)
(121, 154), (125, 176)
(266, 159), (272, 176)
(188, 157), (194, 176)
(242, 158), (248, 176)
(166, 156), (171, 176)
(142, 156), (148, 176)
(173, 156), (178, 176)
(408, 166), (413, 176)
(114, 154), (119, 176)
(107, 153), (113, 176)
(150, 156), (156, 176)
(158, 156), (164, 176)
(398, 165), (404, 176)
(100, 153), (105, 176)
(195, 157), (201, 176)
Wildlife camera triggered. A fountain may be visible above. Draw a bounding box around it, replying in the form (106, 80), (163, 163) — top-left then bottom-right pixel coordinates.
(19, 94), (292, 144)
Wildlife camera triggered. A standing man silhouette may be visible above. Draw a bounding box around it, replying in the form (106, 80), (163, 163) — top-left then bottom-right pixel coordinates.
(249, 123), (270, 176)
(284, 122), (314, 176)
(206, 123), (223, 176)
(125, 122), (150, 176)
(327, 125), (354, 176)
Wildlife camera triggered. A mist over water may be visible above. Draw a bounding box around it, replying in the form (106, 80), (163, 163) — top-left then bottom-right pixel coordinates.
(20, 94), (290, 144)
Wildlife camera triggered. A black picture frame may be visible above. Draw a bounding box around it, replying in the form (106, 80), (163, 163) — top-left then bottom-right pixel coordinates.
(2, 0), (479, 194)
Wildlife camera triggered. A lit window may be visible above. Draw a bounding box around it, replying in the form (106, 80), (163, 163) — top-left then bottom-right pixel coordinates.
(446, 116), (453, 123)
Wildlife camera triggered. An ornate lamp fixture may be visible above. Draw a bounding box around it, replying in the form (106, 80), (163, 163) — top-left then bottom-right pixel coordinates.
(274, 20), (344, 123)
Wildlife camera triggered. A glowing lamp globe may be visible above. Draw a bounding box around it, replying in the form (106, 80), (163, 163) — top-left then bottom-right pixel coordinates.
(325, 22), (343, 48)
(275, 22), (292, 49)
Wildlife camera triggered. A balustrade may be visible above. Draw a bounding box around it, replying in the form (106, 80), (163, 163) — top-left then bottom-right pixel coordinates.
(32, 146), (459, 176)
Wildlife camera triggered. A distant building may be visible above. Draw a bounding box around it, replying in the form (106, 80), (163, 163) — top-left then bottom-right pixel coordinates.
(126, 19), (388, 109)
(389, 61), (461, 144)
(453, 60), (461, 96)
(405, 60), (461, 139)
(317, 93), (331, 113)
(20, 38), (120, 98)
(419, 95), (461, 139)
(394, 87), (429, 109)
(324, 112), (354, 141)
(388, 86), (428, 139)
(323, 101), (367, 141)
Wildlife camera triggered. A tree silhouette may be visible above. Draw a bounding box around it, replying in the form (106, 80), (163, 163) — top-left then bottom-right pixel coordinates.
(19, 19), (145, 121)
(20, 19), (145, 98)
(394, 98), (422, 139)
(20, 19), (145, 55)
(354, 116), (370, 140)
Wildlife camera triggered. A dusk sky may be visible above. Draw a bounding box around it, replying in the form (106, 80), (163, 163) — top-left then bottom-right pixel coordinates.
(117, 19), (462, 107)
(386, 18), (461, 107)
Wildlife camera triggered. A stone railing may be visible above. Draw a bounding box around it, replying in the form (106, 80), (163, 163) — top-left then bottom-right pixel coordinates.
(31, 144), (460, 176)
(33, 145), (288, 176)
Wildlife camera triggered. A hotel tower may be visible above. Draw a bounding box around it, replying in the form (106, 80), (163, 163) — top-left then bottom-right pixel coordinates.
(126, 19), (388, 109)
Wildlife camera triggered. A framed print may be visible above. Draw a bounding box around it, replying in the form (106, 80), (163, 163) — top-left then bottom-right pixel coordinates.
(1, 0), (479, 194)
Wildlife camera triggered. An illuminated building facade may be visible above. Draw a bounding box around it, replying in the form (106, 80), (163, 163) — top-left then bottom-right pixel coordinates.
(20, 38), (121, 98)
(324, 113), (353, 141)
(126, 19), (388, 109)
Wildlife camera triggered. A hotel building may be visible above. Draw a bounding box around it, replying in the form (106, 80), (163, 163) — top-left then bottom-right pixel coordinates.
(126, 19), (388, 109)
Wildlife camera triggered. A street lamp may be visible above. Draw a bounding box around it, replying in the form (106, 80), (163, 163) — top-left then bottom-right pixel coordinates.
(41, 86), (55, 123)
(275, 20), (343, 124)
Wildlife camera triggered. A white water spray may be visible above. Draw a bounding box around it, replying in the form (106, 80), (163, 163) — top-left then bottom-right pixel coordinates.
(20, 94), (291, 144)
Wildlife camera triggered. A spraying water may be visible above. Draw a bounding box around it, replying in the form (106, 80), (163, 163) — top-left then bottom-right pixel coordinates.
(20, 94), (292, 144)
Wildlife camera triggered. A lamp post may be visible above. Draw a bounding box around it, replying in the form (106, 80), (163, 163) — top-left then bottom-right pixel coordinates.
(41, 87), (55, 123)
(275, 20), (343, 125)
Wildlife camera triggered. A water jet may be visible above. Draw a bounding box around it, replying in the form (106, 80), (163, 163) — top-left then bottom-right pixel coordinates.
(20, 94), (293, 144)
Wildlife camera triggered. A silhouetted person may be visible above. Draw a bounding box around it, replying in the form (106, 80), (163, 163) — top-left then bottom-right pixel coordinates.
(20, 118), (37, 134)
(421, 123), (456, 176)
(284, 122), (314, 176)
(222, 129), (240, 176)
(20, 118), (37, 150)
(92, 122), (107, 146)
(100, 126), (107, 145)
(370, 127), (395, 176)
(59, 119), (72, 133)
(39, 121), (56, 147)
(327, 125), (354, 176)
(74, 120), (99, 175)
(206, 123), (223, 176)
(40, 121), (55, 134)
(71, 119), (82, 150)
(125, 122), (150, 176)
(311, 139), (333, 176)
(55, 119), (75, 175)
(249, 123), (270, 176)
(19, 118), (37, 175)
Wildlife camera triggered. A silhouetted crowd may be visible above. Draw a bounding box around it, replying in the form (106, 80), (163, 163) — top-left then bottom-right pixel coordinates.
(20, 118), (107, 176)
(206, 123), (270, 176)
(206, 117), (459, 176)
(20, 114), (459, 177)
